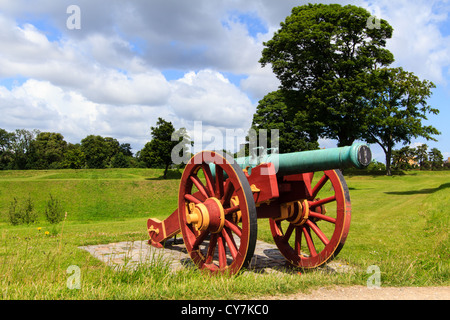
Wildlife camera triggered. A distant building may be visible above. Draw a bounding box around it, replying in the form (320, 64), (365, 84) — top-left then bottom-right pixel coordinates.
(408, 158), (418, 167)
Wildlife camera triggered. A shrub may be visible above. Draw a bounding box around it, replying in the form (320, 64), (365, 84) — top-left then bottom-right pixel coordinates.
(367, 161), (386, 172)
(21, 196), (38, 225)
(8, 197), (20, 225)
(7, 196), (38, 225)
(45, 194), (65, 224)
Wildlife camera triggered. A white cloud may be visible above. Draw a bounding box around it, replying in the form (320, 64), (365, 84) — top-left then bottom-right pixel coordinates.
(169, 70), (255, 129)
(84, 69), (170, 106)
(0, 13), (171, 107)
(0, 78), (175, 150)
(363, 0), (450, 84)
(0, 80), (98, 140)
(240, 67), (280, 102)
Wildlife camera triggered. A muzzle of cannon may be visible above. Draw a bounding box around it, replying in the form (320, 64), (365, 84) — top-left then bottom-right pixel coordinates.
(147, 143), (371, 274)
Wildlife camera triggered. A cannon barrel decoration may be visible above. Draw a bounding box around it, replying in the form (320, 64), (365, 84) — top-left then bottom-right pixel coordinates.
(147, 143), (372, 274)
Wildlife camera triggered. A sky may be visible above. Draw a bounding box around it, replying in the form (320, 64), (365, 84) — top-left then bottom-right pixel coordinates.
(0, 0), (449, 163)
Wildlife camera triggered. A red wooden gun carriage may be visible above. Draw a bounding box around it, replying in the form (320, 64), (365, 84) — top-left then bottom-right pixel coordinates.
(147, 143), (371, 274)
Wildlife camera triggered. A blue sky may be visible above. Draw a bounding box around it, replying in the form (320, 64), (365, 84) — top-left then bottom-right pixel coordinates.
(0, 0), (449, 163)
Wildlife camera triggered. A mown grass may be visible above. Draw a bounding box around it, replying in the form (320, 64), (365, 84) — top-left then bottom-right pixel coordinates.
(0, 169), (448, 299)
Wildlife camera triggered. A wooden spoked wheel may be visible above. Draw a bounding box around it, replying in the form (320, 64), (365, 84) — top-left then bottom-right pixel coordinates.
(269, 169), (351, 269)
(178, 151), (257, 274)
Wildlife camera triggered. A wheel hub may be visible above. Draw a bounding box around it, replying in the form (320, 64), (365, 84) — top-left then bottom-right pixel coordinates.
(186, 197), (225, 233)
(277, 199), (310, 226)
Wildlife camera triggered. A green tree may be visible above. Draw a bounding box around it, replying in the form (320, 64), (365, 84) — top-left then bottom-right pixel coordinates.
(30, 132), (68, 169)
(0, 128), (13, 153)
(251, 90), (319, 153)
(392, 146), (415, 170)
(104, 137), (121, 163)
(110, 152), (130, 168)
(60, 143), (86, 169)
(365, 68), (439, 175)
(0, 128), (14, 169)
(139, 118), (187, 178)
(10, 129), (39, 169)
(428, 147), (443, 170)
(414, 144), (429, 170)
(260, 3), (394, 147)
(119, 143), (133, 157)
(81, 135), (111, 169)
(171, 127), (193, 167)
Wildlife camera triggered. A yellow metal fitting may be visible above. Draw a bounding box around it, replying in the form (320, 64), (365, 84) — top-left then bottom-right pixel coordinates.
(148, 225), (160, 235)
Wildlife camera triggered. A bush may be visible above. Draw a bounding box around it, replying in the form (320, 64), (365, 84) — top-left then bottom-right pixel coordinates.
(45, 194), (65, 224)
(22, 196), (38, 224)
(7, 196), (38, 225)
(367, 160), (386, 172)
(8, 197), (20, 225)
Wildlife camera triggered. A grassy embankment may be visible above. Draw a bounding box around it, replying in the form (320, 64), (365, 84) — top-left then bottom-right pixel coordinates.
(0, 168), (448, 299)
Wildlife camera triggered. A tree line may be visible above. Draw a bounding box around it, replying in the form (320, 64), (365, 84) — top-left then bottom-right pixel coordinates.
(0, 118), (191, 178)
(0, 128), (132, 170)
(392, 144), (448, 171)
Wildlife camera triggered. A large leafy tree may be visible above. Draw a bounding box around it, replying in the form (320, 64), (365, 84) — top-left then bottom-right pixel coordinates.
(10, 129), (39, 169)
(251, 90), (319, 153)
(259, 3), (394, 147)
(60, 143), (86, 169)
(81, 135), (121, 169)
(29, 132), (68, 169)
(365, 68), (440, 175)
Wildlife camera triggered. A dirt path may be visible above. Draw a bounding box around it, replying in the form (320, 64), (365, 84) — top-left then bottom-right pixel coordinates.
(264, 285), (450, 300)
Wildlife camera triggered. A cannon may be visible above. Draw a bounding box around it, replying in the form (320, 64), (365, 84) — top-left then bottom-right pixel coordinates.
(147, 143), (372, 274)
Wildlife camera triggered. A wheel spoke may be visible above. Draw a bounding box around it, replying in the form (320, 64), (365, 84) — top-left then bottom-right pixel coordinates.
(221, 179), (234, 206)
(206, 233), (218, 264)
(190, 175), (209, 200)
(282, 223), (295, 243)
(306, 220), (329, 245)
(302, 226), (317, 257)
(217, 234), (227, 269)
(310, 195), (336, 208)
(311, 174), (329, 199)
(309, 211), (336, 224)
(201, 164), (215, 196)
(215, 165), (224, 198)
(184, 194), (201, 204)
(294, 227), (302, 255)
(192, 230), (209, 249)
(225, 205), (240, 215)
(224, 219), (242, 237)
(222, 229), (238, 260)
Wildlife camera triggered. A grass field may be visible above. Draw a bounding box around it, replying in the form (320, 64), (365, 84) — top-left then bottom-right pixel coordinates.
(0, 168), (448, 299)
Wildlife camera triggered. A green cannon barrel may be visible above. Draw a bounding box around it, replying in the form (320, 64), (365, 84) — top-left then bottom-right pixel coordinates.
(234, 143), (372, 175)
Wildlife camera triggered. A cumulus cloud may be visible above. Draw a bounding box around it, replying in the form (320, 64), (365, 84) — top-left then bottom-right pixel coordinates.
(0, 78), (174, 150)
(363, 0), (450, 84)
(169, 70), (255, 128)
(0, 80), (98, 141)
